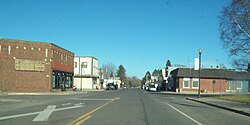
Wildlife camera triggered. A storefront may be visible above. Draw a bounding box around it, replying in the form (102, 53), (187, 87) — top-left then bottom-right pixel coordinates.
(52, 70), (73, 91)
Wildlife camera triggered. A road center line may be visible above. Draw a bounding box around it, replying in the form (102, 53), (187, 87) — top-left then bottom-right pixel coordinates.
(69, 98), (114, 101)
(67, 97), (120, 125)
(33, 105), (56, 121)
(165, 102), (203, 125)
(74, 115), (92, 125)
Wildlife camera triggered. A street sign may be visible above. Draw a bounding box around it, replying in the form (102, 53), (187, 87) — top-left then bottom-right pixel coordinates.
(212, 80), (216, 84)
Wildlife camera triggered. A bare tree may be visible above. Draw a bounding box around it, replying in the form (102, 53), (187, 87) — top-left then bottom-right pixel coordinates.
(219, 0), (250, 70)
(102, 62), (116, 79)
(127, 76), (141, 87)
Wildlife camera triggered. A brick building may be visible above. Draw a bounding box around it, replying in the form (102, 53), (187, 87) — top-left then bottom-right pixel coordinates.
(169, 68), (250, 93)
(0, 38), (74, 92)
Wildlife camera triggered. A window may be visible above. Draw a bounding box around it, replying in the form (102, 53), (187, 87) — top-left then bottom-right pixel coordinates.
(183, 78), (190, 88)
(227, 81), (242, 91)
(74, 62), (77, 68)
(81, 62), (87, 68)
(192, 78), (199, 89)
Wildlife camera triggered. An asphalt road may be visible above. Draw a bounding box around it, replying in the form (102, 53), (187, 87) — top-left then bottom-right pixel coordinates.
(0, 89), (249, 125)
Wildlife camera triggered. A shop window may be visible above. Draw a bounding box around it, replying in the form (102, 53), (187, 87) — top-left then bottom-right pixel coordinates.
(52, 71), (73, 89)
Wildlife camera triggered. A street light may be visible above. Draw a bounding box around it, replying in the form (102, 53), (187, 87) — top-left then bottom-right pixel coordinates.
(198, 49), (202, 98)
(80, 63), (83, 91)
(80, 62), (87, 91)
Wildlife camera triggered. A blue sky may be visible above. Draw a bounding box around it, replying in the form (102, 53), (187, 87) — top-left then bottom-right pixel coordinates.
(0, 0), (231, 78)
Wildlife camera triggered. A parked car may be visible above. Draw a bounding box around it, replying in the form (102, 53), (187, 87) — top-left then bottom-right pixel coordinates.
(148, 85), (157, 92)
(106, 83), (118, 90)
(106, 83), (115, 90)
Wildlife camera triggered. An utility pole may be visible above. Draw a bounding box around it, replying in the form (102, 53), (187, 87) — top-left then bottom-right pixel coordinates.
(80, 63), (83, 91)
(198, 49), (202, 98)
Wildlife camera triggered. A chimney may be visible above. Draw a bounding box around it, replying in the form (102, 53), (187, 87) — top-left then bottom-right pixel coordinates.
(194, 58), (199, 70)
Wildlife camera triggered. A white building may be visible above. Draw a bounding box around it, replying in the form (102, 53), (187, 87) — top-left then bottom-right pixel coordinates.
(74, 56), (100, 90)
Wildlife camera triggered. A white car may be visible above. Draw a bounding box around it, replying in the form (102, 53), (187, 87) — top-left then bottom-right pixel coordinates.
(148, 85), (157, 92)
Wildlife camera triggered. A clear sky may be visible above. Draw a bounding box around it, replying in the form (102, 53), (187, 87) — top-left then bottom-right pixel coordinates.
(0, 0), (232, 78)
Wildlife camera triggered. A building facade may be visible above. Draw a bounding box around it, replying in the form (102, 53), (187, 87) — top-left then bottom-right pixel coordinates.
(0, 38), (74, 92)
(169, 68), (249, 93)
(74, 56), (100, 89)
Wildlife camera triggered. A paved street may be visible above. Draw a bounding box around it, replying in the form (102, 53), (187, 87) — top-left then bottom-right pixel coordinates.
(0, 89), (249, 125)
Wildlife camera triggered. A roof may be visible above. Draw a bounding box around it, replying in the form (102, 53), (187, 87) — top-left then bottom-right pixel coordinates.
(0, 38), (50, 44)
(75, 56), (98, 61)
(0, 38), (74, 54)
(170, 68), (250, 80)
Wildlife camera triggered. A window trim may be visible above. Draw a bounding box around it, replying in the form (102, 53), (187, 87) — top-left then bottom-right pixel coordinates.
(183, 78), (190, 88)
(192, 78), (199, 89)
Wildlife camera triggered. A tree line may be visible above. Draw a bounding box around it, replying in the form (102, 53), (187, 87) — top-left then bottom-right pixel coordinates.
(101, 63), (141, 88)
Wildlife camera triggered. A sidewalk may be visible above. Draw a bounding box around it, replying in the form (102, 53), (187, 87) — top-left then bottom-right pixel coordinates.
(186, 97), (250, 117)
(0, 89), (104, 96)
(159, 91), (236, 96)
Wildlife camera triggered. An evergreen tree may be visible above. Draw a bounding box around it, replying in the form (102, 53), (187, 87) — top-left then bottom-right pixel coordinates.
(116, 65), (127, 83)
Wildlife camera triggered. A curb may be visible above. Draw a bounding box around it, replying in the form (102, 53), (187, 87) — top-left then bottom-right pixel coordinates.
(0, 89), (104, 96)
(6, 91), (88, 96)
(158, 91), (236, 97)
(186, 97), (250, 117)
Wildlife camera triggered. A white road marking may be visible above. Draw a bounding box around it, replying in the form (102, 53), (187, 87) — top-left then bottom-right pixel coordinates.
(74, 103), (85, 106)
(69, 98), (114, 101)
(0, 99), (22, 103)
(53, 105), (84, 112)
(0, 105), (85, 121)
(0, 112), (40, 121)
(62, 103), (73, 106)
(33, 105), (56, 121)
(165, 102), (203, 125)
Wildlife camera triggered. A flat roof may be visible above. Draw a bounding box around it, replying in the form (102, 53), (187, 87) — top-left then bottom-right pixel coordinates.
(0, 38), (74, 54)
(75, 56), (98, 60)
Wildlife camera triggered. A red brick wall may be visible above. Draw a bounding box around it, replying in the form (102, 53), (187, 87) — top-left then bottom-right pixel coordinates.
(1, 54), (16, 91)
(0, 39), (74, 92)
(51, 45), (74, 73)
(0, 40), (51, 92)
(178, 77), (227, 93)
(15, 71), (50, 92)
(200, 79), (227, 93)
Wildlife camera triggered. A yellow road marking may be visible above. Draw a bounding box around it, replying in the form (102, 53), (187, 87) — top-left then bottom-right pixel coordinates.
(67, 97), (120, 125)
(74, 115), (92, 125)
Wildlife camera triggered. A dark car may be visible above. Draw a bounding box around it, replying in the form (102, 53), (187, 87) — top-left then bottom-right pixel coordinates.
(106, 83), (115, 90)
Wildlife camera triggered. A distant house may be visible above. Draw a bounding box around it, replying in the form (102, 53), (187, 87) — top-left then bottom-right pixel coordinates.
(169, 68), (250, 93)
(103, 77), (122, 89)
(73, 56), (100, 90)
